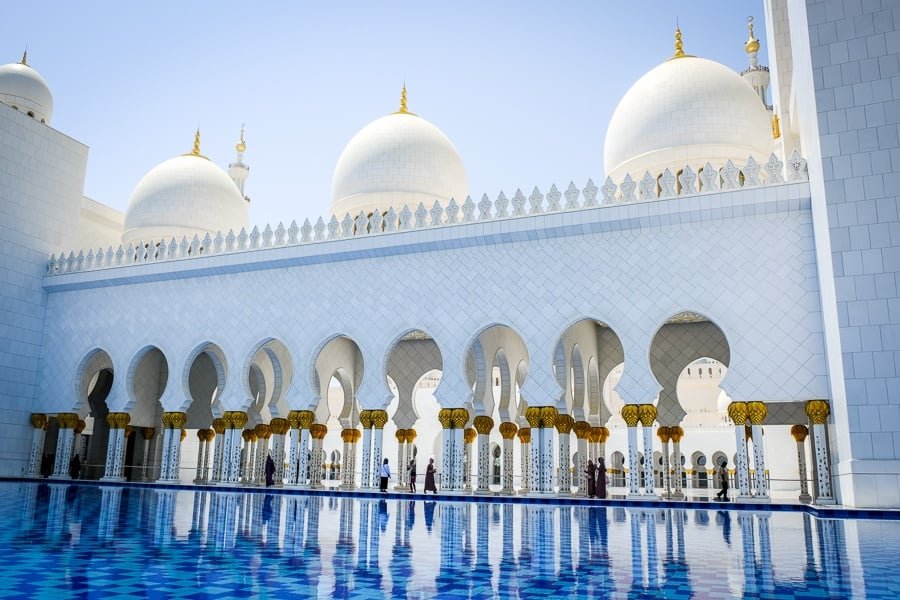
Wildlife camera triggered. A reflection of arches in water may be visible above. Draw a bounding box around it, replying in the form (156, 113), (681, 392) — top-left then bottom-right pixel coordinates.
(491, 443), (501, 486)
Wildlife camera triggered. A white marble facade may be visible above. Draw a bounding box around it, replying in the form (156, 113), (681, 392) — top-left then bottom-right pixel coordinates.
(2, 1), (900, 508)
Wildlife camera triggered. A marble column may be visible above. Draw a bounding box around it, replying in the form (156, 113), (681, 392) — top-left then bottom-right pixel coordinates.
(728, 402), (752, 498)
(51, 413), (79, 478)
(556, 414), (574, 494)
(791, 424), (812, 503)
(298, 411), (315, 487)
(439, 409), (454, 491)
(538, 407), (557, 493)
(195, 429), (209, 483)
(450, 408), (469, 491)
(474, 416), (493, 493)
(499, 422), (517, 494)
(370, 410), (388, 488)
(589, 427), (601, 464)
(747, 401), (769, 500)
(621, 405), (641, 497)
(222, 411), (248, 484)
(101, 412), (130, 480)
(359, 410), (373, 488)
(240, 430), (255, 483)
(464, 427), (477, 491)
(254, 424), (271, 486)
(638, 404), (657, 496)
(26, 414), (47, 477)
(657, 426), (671, 498)
(525, 408), (542, 493)
(517, 427), (531, 493)
(341, 428), (360, 489)
(269, 418), (289, 486)
(201, 429), (214, 483)
(573, 421), (590, 495)
(310, 424), (327, 488)
(806, 400), (835, 504)
(395, 429), (408, 488)
(669, 425), (685, 499)
(209, 418), (225, 483)
(406, 429), (417, 485)
(72, 419), (86, 469)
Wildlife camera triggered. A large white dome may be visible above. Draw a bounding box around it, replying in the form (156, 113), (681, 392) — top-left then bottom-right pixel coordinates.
(0, 56), (53, 124)
(123, 150), (248, 245)
(331, 108), (468, 218)
(604, 55), (773, 183)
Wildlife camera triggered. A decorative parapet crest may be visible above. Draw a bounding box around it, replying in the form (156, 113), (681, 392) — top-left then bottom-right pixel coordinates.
(46, 152), (808, 276)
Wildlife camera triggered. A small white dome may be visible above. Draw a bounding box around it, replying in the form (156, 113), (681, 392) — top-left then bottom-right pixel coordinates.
(123, 152), (248, 245)
(331, 109), (468, 218)
(0, 57), (53, 124)
(604, 55), (772, 183)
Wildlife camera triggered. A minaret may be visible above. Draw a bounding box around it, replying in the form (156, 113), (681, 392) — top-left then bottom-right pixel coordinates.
(228, 125), (250, 202)
(741, 17), (770, 108)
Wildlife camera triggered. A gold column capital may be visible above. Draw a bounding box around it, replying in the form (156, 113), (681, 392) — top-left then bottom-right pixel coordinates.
(656, 426), (671, 443)
(254, 423), (271, 439)
(638, 404), (657, 427)
(598, 426), (610, 443)
(669, 425), (684, 443)
(464, 428), (477, 444)
(728, 401), (748, 425)
(525, 407), (542, 428)
(371, 410), (389, 429)
(143, 427), (156, 440)
(310, 423), (328, 440)
(30, 413), (47, 429)
(621, 405), (640, 428)
(180, 428), (187, 441)
(499, 421), (518, 440)
(269, 418), (289, 435)
(451, 408), (468, 429)
(539, 406), (558, 428)
(517, 427), (531, 443)
(473, 415), (494, 434)
(342, 428), (358, 443)
(359, 410), (373, 429)
(106, 412), (130, 429)
(747, 401), (767, 425)
(805, 399), (830, 425)
(573, 420), (591, 439)
(438, 409), (453, 429)
(791, 424), (809, 442)
(555, 414), (574, 434)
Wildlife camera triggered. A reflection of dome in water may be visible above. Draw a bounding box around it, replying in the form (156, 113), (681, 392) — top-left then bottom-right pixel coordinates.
(0, 52), (53, 124)
(331, 87), (468, 218)
(604, 30), (772, 182)
(123, 132), (248, 245)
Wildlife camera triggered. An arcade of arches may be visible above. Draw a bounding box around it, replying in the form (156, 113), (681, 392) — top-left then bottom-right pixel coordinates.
(28, 318), (836, 504)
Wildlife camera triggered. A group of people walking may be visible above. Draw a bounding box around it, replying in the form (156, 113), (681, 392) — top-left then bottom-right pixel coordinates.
(585, 457), (608, 499)
(379, 457), (439, 494)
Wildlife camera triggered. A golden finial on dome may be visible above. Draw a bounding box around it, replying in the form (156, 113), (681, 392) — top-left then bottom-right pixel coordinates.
(399, 84), (408, 114)
(20, 48), (27, 65)
(772, 112), (781, 139)
(191, 128), (201, 156)
(746, 16), (760, 54)
(236, 124), (246, 153)
(673, 26), (685, 59)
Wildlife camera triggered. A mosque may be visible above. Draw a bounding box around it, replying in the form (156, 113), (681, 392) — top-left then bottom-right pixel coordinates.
(1, 2), (898, 509)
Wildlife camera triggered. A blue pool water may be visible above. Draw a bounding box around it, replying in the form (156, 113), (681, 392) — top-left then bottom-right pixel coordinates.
(1, 482), (898, 599)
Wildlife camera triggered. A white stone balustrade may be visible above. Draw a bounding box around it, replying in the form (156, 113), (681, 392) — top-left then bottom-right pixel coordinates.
(47, 153), (807, 276)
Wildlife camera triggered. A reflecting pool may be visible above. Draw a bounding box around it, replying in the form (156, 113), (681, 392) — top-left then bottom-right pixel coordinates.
(1, 482), (898, 598)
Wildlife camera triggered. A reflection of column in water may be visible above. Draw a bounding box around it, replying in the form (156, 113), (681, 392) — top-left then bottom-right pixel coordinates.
(629, 510), (644, 593)
(663, 509), (692, 591)
(738, 512), (757, 597)
(282, 496), (302, 557)
(817, 518), (850, 597)
(557, 506), (574, 593)
(303, 496), (321, 596)
(390, 500), (413, 598)
(756, 513), (774, 595)
(645, 511), (658, 591)
(801, 513), (815, 572)
(153, 489), (177, 547)
(332, 498), (355, 598)
(357, 500), (371, 574)
(267, 495), (283, 547)
(474, 503), (492, 595)
(530, 506), (555, 584)
(96, 486), (122, 542)
(436, 503), (464, 596)
(21, 483), (39, 524)
(190, 490), (204, 533)
(216, 493), (239, 551)
(499, 503), (518, 598)
(46, 484), (68, 539)
(518, 504), (531, 567)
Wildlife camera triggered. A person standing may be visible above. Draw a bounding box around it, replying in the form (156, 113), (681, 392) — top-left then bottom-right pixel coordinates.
(379, 458), (392, 492)
(424, 457), (438, 494)
(408, 459), (417, 493)
(585, 459), (596, 498)
(715, 459), (729, 501)
(265, 453), (276, 487)
(596, 457), (608, 499)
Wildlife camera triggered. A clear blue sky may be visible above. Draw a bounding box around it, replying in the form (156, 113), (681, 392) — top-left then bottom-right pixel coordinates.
(3, 1), (768, 228)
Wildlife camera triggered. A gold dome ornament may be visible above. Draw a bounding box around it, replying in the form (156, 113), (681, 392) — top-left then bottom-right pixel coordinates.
(745, 16), (760, 55)
(235, 125), (246, 153)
